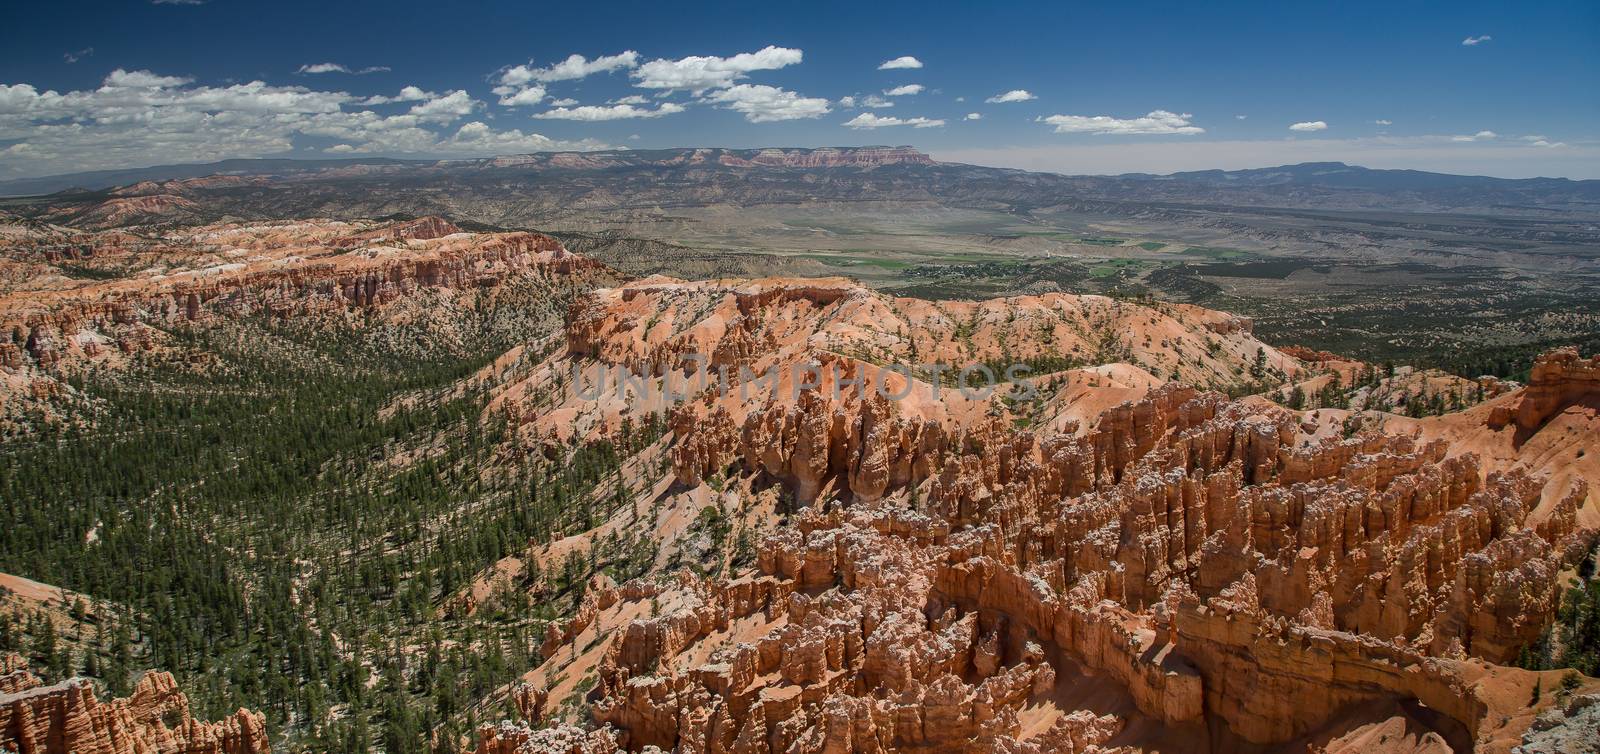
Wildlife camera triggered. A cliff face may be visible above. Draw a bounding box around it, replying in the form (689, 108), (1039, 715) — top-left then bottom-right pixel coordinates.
(0, 654), (267, 754)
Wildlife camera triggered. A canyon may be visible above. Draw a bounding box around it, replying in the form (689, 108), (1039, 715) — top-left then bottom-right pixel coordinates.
(1, 215), (1596, 753)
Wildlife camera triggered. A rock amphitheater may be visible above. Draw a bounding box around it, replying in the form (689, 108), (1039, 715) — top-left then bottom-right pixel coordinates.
(2, 219), (1596, 753)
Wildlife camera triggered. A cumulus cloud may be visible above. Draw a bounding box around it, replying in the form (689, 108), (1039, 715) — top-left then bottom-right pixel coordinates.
(1041, 110), (1204, 135)
(548, 97), (579, 107)
(1462, 35), (1492, 46)
(298, 63), (390, 75)
(878, 56), (923, 70)
(106, 69), (193, 89)
(0, 69), (604, 179)
(986, 89), (1035, 103)
(964, 112), (981, 121)
(631, 46), (802, 91)
(491, 52), (637, 108)
(843, 113), (944, 129)
(610, 94), (650, 105)
(883, 84), (923, 96)
(1289, 120), (1328, 132)
(702, 84), (829, 122)
(360, 86), (436, 105)
(499, 51), (639, 86)
(496, 85), (548, 107)
(531, 102), (686, 120)
(409, 90), (479, 122)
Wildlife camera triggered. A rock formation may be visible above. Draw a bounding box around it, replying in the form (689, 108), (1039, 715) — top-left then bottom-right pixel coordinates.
(0, 218), (610, 373)
(481, 275), (1600, 753)
(0, 653), (268, 754)
(1508, 348), (1600, 433)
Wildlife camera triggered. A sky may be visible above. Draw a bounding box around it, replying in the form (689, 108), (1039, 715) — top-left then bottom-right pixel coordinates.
(1, 0), (1596, 180)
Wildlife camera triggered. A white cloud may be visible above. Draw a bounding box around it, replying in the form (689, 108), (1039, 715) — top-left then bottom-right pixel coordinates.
(610, 94), (650, 105)
(878, 56), (923, 70)
(409, 90), (478, 121)
(497, 85), (548, 107)
(883, 84), (924, 97)
(549, 97), (579, 107)
(1525, 137), (1566, 148)
(1042, 110), (1204, 135)
(1451, 130), (1498, 142)
(531, 102), (686, 120)
(1289, 120), (1328, 132)
(492, 52), (638, 108)
(499, 51), (639, 86)
(1462, 35), (1492, 46)
(1374, 119), (1392, 125)
(105, 69), (192, 89)
(360, 86), (436, 105)
(701, 84), (829, 122)
(63, 48), (93, 64)
(298, 63), (389, 75)
(986, 89), (1036, 104)
(435, 121), (606, 154)
(964, 112), (982, 121)
(1235, 114), (1247, 120)
(0, 70), (608, 179)
(631, 46), (802, 91)
(843, 113), (944, 129)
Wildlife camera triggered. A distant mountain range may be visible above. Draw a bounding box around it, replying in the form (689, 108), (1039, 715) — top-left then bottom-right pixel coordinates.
(3, 147), (1597, 218)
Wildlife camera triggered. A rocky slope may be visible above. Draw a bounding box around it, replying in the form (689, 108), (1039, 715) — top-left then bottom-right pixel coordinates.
(0, 216), (617, 434)
(1378, 348), (1600, 528)
(458, 275), (1600, 754)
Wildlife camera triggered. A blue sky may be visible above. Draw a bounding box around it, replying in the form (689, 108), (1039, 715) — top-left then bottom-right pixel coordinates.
(1, 0), (1595, 179)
